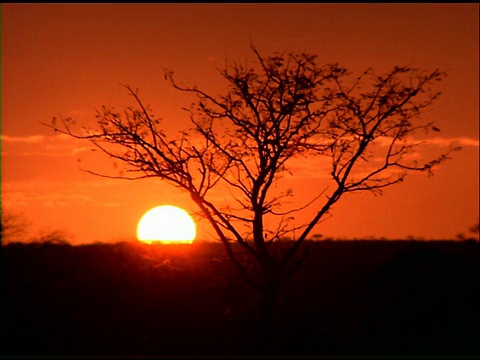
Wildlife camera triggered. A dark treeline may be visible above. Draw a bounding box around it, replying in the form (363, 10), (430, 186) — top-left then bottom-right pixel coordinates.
(2, 239), (479, 357)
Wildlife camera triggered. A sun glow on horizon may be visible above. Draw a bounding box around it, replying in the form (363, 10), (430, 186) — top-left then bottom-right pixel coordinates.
(137, 205), (196, 244)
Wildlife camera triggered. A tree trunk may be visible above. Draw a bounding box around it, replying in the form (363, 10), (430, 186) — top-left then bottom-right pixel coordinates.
(253, 275), (279, 354)
(251, 209), (280, 353)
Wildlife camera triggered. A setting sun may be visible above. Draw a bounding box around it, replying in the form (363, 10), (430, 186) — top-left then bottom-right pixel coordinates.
(137, 205), (196, 244)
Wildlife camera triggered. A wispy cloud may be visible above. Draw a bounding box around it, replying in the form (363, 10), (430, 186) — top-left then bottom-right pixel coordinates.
(422, 137), (479, 147)
(1, 133), (83, 144)
(1, 133), (93, 157)
(1, 149), (92, 157)
(286, 155), (332, 179)
(372, 135), (479, 148)
(1, 180), (120, 208)
(1, 135), (46, 144)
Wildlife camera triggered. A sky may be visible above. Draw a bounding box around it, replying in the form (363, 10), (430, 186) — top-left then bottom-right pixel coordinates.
(1, 3), (479, 244)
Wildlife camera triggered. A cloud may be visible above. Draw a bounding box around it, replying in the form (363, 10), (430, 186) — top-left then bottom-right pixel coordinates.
(1, 149), (91, 157)
(286, 155), (332, 179)
(70, 147), (94, 155)
(1, 135), (46, 144)
(423, 137), (479, 147)
(1, 133), (93, 157)
(372, 135), (479, 148)
(1, 133), (80, 144)
(1, 180), (120, 208)
(1, 189), (93, 208)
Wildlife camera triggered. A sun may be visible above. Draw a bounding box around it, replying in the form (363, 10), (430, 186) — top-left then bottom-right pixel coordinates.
(137, 205), (196, 244)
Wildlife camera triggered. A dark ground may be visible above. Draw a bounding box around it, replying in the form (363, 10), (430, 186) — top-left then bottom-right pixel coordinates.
(1, 239), (479, 357)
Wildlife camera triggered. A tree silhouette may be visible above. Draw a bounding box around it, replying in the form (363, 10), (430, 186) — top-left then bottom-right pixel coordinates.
(469, 222), (479, 241)
(0, 210), (71, 245)
(46, 45), (457, 347)
(1, 209), (30, 244)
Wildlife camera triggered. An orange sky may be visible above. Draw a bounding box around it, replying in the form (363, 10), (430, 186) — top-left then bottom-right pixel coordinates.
(1, 4), (479, 244)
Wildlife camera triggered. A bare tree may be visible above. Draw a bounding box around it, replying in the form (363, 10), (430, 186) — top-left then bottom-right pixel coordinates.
(34, 228), (72, 244)
(1, 209), (71, 245)
(460, 222), (480, 241)
(45, 46), (457, 346)
(1, 209), (31, 244)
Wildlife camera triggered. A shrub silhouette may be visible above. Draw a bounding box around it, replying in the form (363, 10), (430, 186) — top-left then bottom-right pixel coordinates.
(361, 244), (480, 355)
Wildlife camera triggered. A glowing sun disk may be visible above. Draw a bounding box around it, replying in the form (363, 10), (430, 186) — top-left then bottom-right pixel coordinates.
(137, 205), (196, 244)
